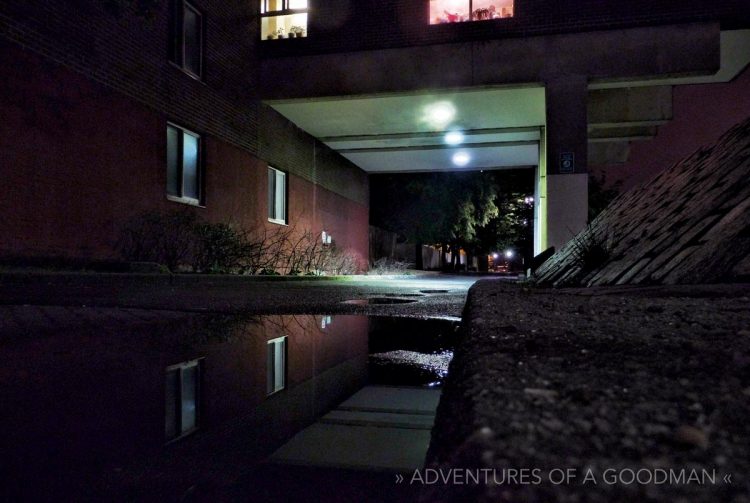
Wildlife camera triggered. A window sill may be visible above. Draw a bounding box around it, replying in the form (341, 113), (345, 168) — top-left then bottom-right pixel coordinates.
(167, 195), (205, 208)
(262, 36), (308, 41)
(168, 61), (205, 84)
(165, 427), (199, 445)
(268, 218), (288, 226)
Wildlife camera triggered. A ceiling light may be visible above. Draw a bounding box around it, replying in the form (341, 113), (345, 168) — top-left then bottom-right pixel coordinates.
(444, 131), (465, 146)
(422, 101), (456, 128)
(452, 151), (471, 167)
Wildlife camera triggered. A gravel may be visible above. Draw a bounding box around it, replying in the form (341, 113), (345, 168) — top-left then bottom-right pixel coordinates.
(424, 280), (750, 503)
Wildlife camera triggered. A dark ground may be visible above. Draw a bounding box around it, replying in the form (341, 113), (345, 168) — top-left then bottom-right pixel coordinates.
(0, 271), (478, 502)
(426, 281), (750, 502)
(0, 271), (478, 317)
(3, 272), (749, 502)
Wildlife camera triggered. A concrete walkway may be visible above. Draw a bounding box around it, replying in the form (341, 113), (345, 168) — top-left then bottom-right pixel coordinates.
(271, 386), (441, 472)
(0, 271), (485, 318)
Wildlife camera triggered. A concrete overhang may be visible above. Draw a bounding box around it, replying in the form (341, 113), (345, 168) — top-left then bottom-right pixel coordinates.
(260, 23), (721, 99)
(262, 23), (745, 171)
(589, 29), (750, 89)
(268, 86), (545, 173)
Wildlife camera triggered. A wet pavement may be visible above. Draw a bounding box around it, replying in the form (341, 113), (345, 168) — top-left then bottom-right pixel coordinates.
(0, 272), (484, 317)
(0, 272), (478, 502)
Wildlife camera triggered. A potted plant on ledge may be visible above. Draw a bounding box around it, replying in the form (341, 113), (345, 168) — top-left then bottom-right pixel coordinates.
(289, 25), (305, 38)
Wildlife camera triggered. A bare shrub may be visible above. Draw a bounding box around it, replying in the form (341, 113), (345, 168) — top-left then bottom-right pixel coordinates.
(118, 212), (363, 276)
(370, 257), (411, 275)
(319, 247), (363, 275)
(118, 211), (197, 271)
(192, 222), (256, 274)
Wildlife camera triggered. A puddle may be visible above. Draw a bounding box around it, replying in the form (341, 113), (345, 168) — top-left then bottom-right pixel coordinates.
(0, 309), (458, 500)
(420, 289), (450, 294)
(342, 297), (419, 305)
(383, 293), (425, 298)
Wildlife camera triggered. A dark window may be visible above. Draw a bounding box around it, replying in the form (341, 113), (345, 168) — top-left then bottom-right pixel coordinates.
(171, 0), (203, 78)
(165, 359), (202, 442)
(167, 124), (203, 204)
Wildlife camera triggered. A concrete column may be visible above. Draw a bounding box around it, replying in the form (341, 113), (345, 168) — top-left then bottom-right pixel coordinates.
(544, 76), (589, 252)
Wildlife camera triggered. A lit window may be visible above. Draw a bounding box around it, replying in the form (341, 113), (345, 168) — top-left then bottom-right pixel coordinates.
(429, 0), (514, 24)
(261, 0), (308, 40)
(167, 124), (202, 205)
(165, 359), (202, 442)
(170, 0), (203, 78)
(267, 336), (287, 395)
(268, 167), (287, 224)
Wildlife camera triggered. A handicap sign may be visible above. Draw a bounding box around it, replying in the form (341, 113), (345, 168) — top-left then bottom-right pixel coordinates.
(559, 152), (575, 173)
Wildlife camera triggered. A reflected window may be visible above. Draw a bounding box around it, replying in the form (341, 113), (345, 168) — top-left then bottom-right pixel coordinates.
(430, 0), (514, 24)
(261, 0), (308, 40)
(170, 0), (203, 78)
(167, 123), (203, 205)
(267, 336), (287, 395)
(165, 359), (202, 442)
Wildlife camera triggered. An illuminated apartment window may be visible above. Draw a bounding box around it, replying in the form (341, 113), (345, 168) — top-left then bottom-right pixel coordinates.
(167, 123), (203, 205)
(267, 336), (287, 395)
(165, 359), (202, 442)
(267, 167), (287, 224)
(261, 0), (308, 40)
(430, 0), (514, 24)
(170, 0), (203, 78)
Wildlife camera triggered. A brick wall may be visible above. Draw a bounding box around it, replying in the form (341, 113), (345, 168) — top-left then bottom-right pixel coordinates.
(0, 36), (367, 260)
(0, 1), (369, 261)
(0, 0), (368, 205)
(261, 0), (750, 57)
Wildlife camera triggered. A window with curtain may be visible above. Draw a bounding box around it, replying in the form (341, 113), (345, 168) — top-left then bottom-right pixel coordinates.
(429, 0), (514, 24)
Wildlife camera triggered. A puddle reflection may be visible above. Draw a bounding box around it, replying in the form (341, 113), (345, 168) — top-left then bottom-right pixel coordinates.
(0, 310), (457, 500)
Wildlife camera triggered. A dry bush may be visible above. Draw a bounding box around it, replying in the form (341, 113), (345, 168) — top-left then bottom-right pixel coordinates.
(118, 212), (363, 275)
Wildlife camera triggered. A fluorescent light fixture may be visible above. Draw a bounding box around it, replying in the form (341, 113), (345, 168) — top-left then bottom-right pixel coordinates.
(422, 101), (456, 128)
(452, 151), (471, 167)
(444, 131), (465, 145)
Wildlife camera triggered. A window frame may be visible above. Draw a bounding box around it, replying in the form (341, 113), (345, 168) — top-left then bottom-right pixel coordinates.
(266, 336), (287, 396)
(170, 0), (204, 80)
(167, 122), (205, 207)
(260, 0), (308, 15)
(165, 358), (203, 443)
(260, 0), (309, 40)
(267, 166), (288, 225)
(429, 0), (515, 24)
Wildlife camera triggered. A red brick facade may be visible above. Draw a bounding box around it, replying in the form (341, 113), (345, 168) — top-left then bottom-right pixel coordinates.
(0, 1), (369, 264)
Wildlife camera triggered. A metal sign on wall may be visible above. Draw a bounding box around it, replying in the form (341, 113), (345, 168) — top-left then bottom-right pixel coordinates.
(559, 152), (575, 173)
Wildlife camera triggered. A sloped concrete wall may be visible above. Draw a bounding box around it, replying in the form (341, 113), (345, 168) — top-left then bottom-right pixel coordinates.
(535, 117), (750, 286)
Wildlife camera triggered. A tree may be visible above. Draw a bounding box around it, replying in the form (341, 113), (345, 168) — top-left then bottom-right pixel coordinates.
(370, 170), (534, 270)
